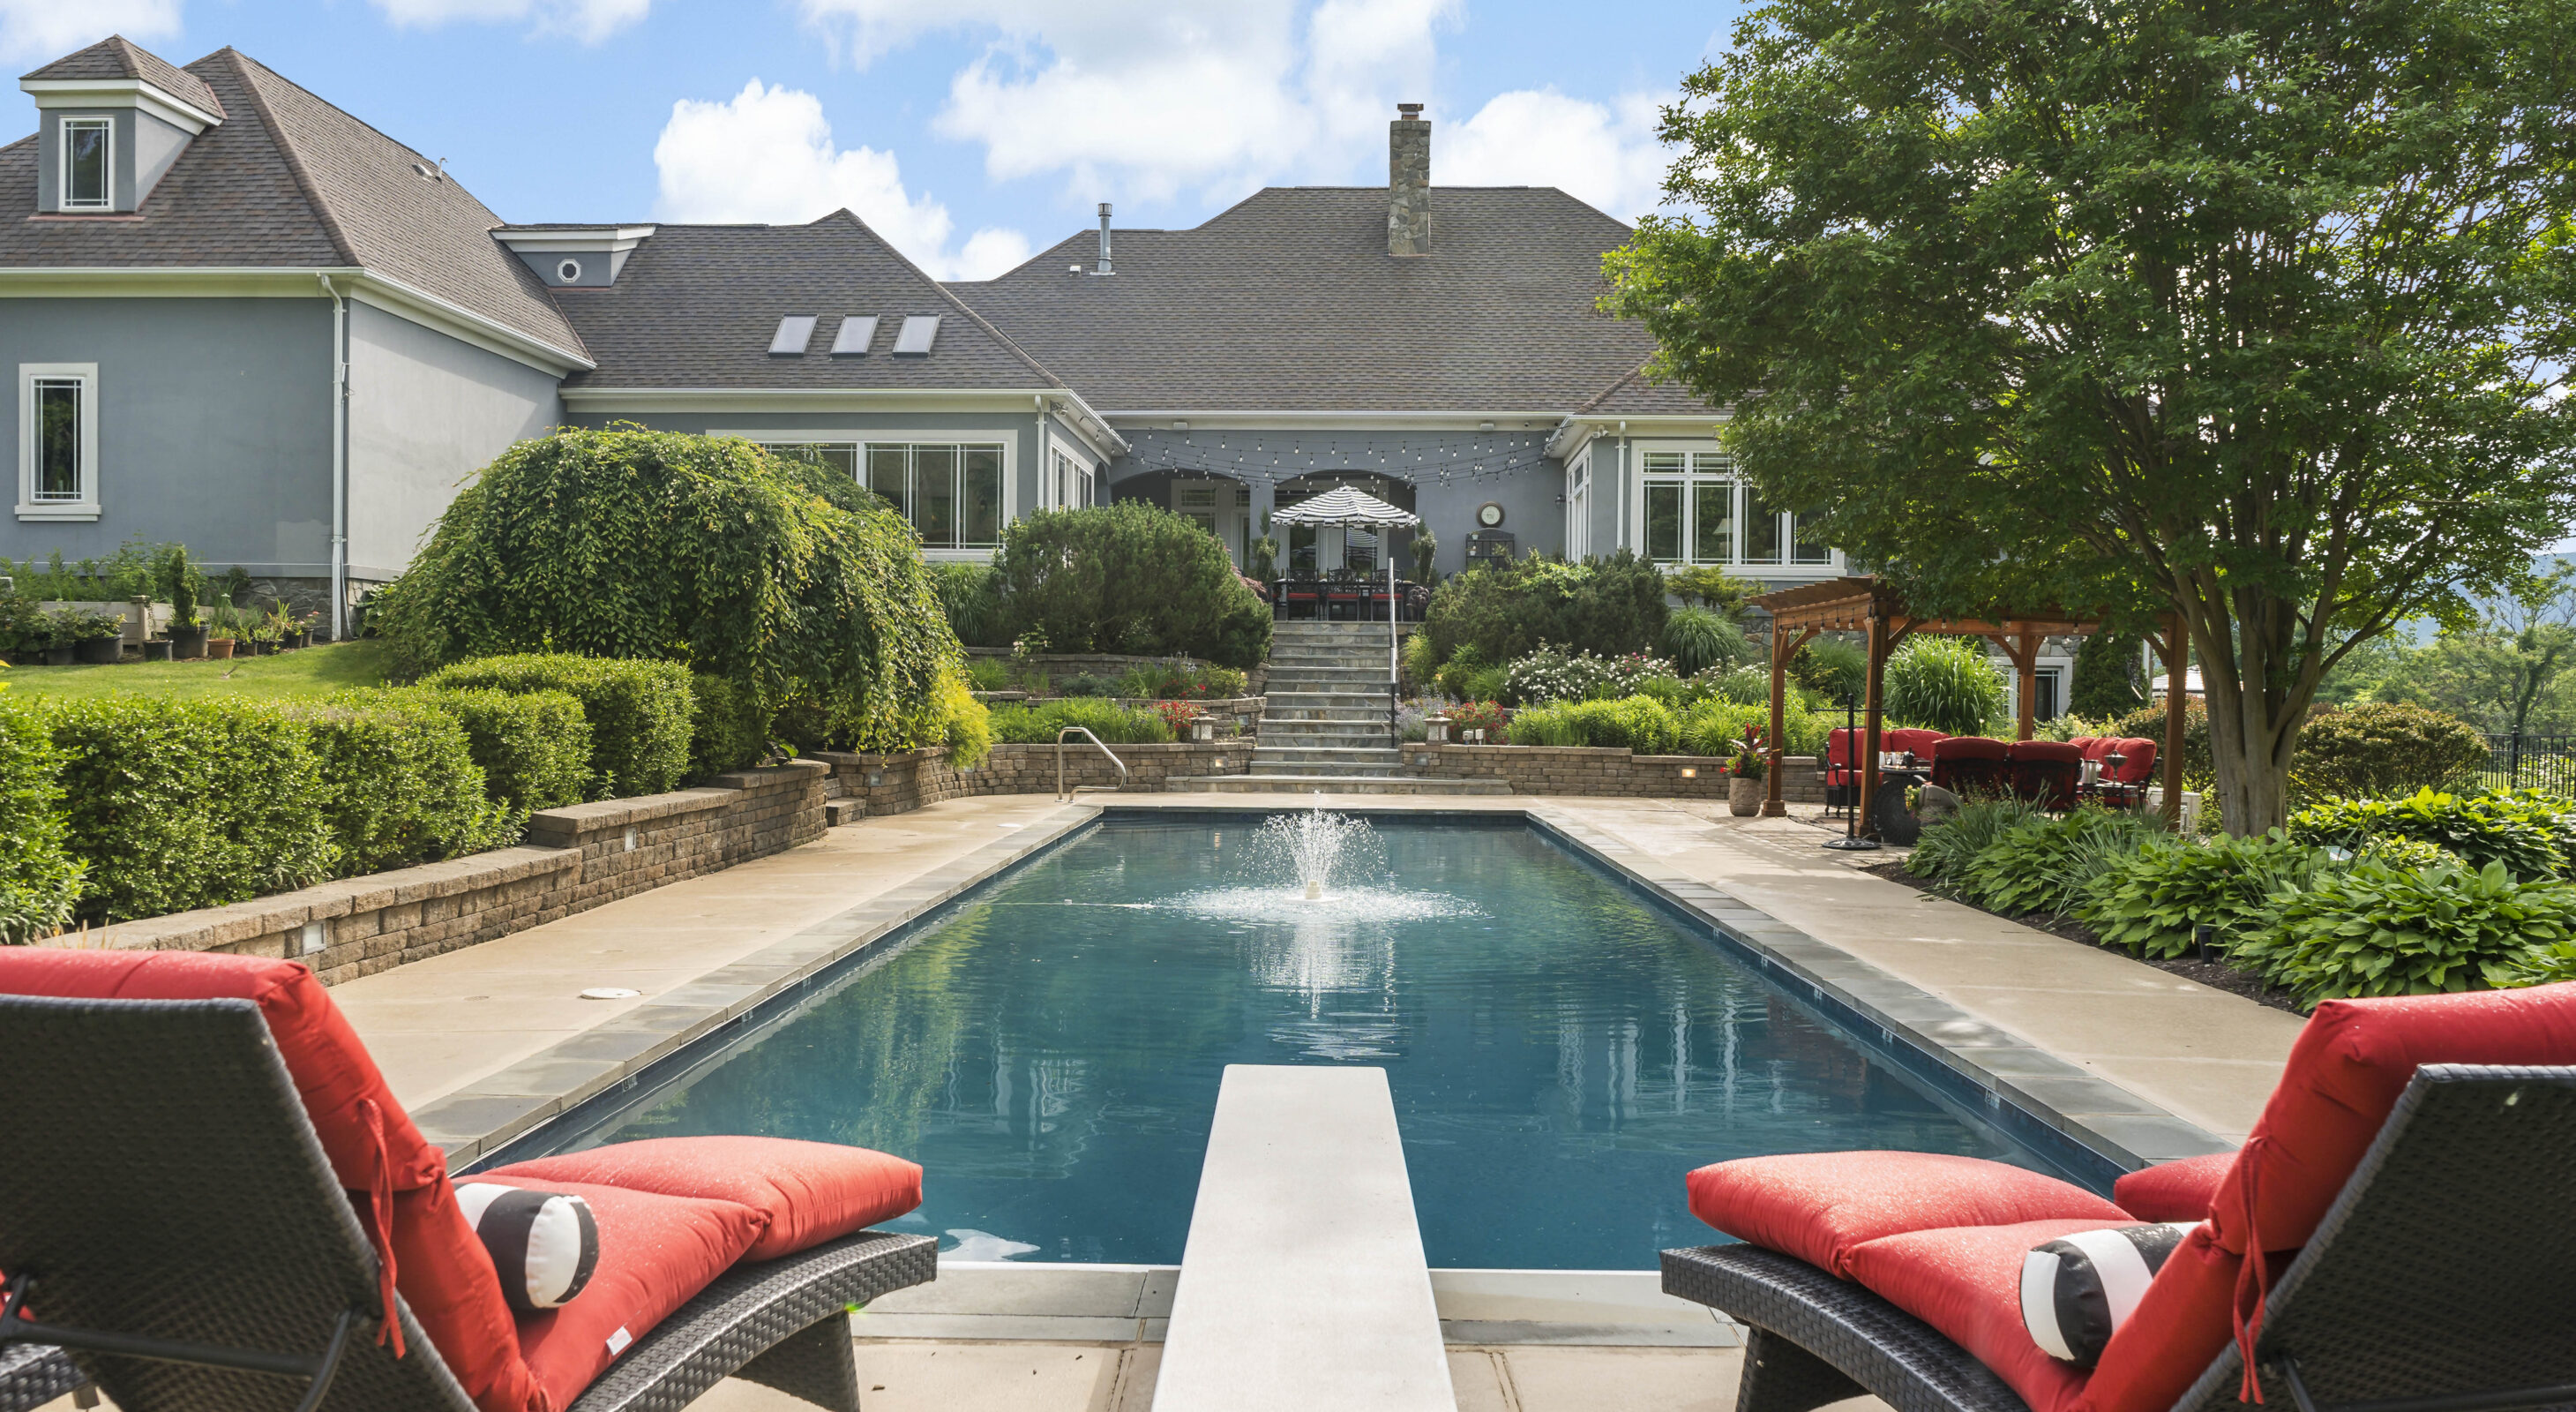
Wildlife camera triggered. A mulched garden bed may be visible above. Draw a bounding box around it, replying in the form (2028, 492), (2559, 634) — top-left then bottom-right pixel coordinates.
(1862, 860), (2306, 1016)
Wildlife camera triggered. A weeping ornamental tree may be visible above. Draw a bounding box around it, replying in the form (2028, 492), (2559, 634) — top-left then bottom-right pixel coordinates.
(374, 427), (962, 752)
(1606, 0), (2576, 832)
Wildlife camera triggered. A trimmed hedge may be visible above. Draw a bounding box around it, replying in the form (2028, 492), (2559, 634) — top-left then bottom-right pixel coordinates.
(2290, 702), (2490, 800)
(992, 503), (1271, 668)
(299, 691), (514, 875)
(688, 672), (769, 781)
(0, 696), (81, 942)
(47, 697), (335, 923)
(418, 687), (592, 815)
(425, 655), (694, 799)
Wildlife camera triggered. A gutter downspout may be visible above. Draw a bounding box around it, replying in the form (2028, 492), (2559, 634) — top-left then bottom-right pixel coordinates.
(1616, 421), (1629, 555)
(318, 274), (348, 642)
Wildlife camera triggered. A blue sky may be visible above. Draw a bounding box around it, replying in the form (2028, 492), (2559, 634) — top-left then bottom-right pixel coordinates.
(7, 0), (1746, 277)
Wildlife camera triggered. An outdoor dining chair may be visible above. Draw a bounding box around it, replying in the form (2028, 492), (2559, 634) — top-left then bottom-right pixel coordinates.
(1928, 736), (2011, 798)
(2006, 740), (2084, 810)
(1659, 983), (2576, 1412)
(0, 949), (935, 1412)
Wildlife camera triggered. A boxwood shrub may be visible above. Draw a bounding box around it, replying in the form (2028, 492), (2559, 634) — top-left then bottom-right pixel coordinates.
(687, 672), (769, 781)
(425, 654), (693, 799)
(2289, 702), (2490, 801)
(0, 696), (82, 942)
(298, 692), (514, 874)
(416, 687), (592, 815)
(46, 696), (335, 922)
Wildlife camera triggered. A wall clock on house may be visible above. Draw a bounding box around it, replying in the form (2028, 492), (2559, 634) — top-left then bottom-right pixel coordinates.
(1476, 502), (1506, 528)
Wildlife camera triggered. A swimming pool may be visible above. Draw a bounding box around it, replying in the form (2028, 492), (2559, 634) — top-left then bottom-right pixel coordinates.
(533, 815), (2067, 1269)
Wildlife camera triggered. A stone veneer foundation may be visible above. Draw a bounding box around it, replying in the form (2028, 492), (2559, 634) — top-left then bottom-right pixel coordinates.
(79, 761), (827, 984)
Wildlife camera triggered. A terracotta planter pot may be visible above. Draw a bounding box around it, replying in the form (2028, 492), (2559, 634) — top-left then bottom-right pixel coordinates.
(171, 627), (209, 659)
(74, 637), (124, 665)
(207, 638), (236, 659)
(1728, 775), (1764, 816)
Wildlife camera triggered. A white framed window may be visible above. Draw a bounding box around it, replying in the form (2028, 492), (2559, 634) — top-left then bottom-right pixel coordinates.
(60, 117), (111, 212)
(1050, 447), (1096, 509)
(19, 363), (100, 522)
(1636, 448), (1834, 568)
(755, 439), (1007, 549)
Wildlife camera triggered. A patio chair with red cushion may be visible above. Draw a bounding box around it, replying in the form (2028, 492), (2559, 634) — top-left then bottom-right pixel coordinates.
(1884, 728), (1950, 763)
(1277, 581), (1321, 620)
(1661, 985), (2576, 1412)
(2006, 740), (2084, 810)
(1928, 736), (2011, 798)
(1826, 729), (1862, 807)
(0, 950), (935, 1412)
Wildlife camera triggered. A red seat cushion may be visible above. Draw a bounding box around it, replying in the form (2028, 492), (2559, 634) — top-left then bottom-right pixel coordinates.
(2069, 1222), (2255, 1412)
(1842, 1219), (2107, 1412)
(2006, 740), (2083, 763)
(490, 1179), (765, 1409)
(0, 950), (544, 1412)
(2105, 739), (2157, 785)
(1886, 727), (1950, 757)
(2110, 1152), (2235, 1223)
(490, 1137), (922, 1261)
(1685, 1153), (2127, 1279)
(1932, 735), (2010, 761)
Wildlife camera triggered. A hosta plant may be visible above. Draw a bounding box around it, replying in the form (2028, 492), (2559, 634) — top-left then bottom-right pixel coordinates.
(2078, 830), (2338, 958)
(2230, 860), (2576, 1007)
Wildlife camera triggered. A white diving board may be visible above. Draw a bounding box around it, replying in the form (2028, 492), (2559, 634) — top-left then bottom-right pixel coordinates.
(1152, 1065), (1454, 1411)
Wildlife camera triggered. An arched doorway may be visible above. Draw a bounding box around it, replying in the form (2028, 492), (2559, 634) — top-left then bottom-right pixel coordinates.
(1275, 472), (1417, 575)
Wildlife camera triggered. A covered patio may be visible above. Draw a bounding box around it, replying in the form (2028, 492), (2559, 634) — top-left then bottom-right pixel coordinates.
(1749, 577), (2188, 836)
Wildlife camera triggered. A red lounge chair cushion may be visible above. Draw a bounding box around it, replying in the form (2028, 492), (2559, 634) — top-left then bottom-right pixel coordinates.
(2104, 739), (2158, 785)
(490, 1136), (923, 1261)
(0, 950), (544, 1412)
(2212, 986), (2576, 1259)
(2110, 1151), (2235, 1222)
(492, 1179), (765, 1408)
(1685, 1152), (2127, 1278)
(2067, 1224), (2260, 1412)
(1842, 1219), (2106, 1412)
(1886, 728), (1950, 757)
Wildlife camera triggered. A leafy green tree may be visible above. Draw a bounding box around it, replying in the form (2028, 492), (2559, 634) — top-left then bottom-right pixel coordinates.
(2068, 631), (2145, 720)
(2368, 567), (2576, 737)
(1606, 0), (2576, 831)
(992, 502), (1272, 667)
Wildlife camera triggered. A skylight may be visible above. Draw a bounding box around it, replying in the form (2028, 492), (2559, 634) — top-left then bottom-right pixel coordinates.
(769, 315), (818, 356)
(830, 316), (880, 357)
(893, 316), (940, 357)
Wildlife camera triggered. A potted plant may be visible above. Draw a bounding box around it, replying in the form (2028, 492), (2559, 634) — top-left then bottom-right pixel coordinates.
(163, 545), (207, 658)
(64, 609), (126, 665)
(26, 612), (70, 666)
(1726, 726), (1768, 816)
(266, 604), (299, 650)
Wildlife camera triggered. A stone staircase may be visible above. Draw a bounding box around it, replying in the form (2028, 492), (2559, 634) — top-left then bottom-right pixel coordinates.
(1172, 621), (1506, 795)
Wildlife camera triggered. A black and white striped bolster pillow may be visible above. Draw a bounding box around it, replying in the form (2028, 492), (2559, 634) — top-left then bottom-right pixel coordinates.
(456, 1183), (601, 1313)
(2018, 1222), (2198, 1366)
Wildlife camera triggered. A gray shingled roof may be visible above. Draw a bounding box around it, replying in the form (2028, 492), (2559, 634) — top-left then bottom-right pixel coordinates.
(0, 44), (582, 362)
(556, 213), (1068, 391)
(950, 186), (1714, 416)
(21, 34), (224, 119)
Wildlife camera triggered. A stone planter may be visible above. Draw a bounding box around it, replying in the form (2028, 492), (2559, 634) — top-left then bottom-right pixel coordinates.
(171, 626), (208, 659)
(1728, 775), (1763, 816)
(74, 637), (123, 665)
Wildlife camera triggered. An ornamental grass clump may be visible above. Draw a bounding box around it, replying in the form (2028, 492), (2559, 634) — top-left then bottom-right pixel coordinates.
(1905, 796), (2041, 883)
(2078, 830), (2340, 958)
(1661, 606), (1750, 677)
(1502, 695), (1680, 753)
(2230, 860), (2576, 1006)
(1884, 635), (2006, 736)
(1957, 807), (2170, 919)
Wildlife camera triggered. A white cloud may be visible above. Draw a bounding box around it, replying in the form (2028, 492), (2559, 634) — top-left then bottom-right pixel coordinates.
(652, 79), (1032, 280)
(368, 0), (648, 43)
(0, 0), (183, 64)
(798, 0), (1456, 202)
(1442, 88), (1672, 221)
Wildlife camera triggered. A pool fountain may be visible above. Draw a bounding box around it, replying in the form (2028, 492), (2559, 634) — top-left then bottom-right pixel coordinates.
(1263, 797), (1383, 902)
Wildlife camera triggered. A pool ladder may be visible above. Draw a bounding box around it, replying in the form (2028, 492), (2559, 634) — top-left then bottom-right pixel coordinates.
(1056, 726), (1128, 800)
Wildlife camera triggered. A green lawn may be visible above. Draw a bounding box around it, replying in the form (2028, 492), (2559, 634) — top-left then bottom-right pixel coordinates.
(2, 639), (399, 701)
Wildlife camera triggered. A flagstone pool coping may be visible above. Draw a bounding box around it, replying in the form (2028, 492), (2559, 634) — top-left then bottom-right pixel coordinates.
(423, 796), (2231, 1185)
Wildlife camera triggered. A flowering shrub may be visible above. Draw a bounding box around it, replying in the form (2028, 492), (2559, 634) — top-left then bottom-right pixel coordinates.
(1449, 699), (1509, 741)
(1501, 644), (1679, 705)
(1156, 700), (1202, 735)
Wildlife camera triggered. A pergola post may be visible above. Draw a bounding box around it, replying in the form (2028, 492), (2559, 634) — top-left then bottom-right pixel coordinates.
(1763, 625), (1818, 817)
(2013, 627), (2042, 741)
(1859, 611), (1889, 837)
(2160, 614), (2188, 830)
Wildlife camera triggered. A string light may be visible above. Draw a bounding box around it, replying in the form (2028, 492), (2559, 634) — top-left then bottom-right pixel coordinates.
(1118, 429), (1551, 492)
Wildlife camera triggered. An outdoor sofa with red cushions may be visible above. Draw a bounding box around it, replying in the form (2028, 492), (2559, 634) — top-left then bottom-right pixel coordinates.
(1827, 728), (1951, 803)
(1662, 986), (2576, 1412)
(1929, 735), (2013, 797)
(2005, 740), (2084, 810)
(0, 950), (935, 1412)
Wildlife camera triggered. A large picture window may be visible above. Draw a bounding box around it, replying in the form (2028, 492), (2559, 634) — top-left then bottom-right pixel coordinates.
(19, 363), (98, 521)
(760, 440), (1004, 548)
(1638, 450), (1832, 567)
(61, 117), (110, 212)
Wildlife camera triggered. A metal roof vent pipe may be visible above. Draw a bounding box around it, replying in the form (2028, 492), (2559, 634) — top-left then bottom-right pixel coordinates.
(1389, 102), (1430, 257)
(1093, 202), (1113, 275)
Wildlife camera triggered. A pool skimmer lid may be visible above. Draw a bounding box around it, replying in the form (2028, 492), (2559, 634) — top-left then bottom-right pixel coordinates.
(580, 987), (641, 1000)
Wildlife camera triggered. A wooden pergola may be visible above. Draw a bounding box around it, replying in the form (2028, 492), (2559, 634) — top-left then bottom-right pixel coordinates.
(1748, 577), (2188, 833)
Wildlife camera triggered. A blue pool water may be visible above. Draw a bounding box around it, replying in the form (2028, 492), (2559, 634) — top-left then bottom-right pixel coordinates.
(555, 815), (2060, 1268)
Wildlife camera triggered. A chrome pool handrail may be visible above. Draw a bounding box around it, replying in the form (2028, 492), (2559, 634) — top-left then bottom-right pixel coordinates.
(1057, 726), (1128, 800)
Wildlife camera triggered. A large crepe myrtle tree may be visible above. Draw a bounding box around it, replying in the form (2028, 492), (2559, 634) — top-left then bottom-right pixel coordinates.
(1604, 0), (2576, 832)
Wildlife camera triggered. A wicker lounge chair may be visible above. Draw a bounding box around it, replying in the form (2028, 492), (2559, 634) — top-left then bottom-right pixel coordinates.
(1661, 988), (2576, 1412)
(0, 960), (935, 1412)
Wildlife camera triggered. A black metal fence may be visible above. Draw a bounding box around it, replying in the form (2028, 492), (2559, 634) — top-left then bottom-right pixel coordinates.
(2486, 733), (2576, 794)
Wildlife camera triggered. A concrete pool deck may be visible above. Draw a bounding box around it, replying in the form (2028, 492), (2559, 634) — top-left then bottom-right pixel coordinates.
(263, 788), (2299, 1412)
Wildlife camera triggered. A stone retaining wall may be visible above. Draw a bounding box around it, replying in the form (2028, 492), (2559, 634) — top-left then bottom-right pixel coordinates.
(82, 762), (828, 985)
(812, 741), (1251, 815)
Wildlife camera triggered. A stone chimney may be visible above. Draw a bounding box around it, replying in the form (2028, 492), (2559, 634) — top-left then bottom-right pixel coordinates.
(1388, 102), (1430, 257)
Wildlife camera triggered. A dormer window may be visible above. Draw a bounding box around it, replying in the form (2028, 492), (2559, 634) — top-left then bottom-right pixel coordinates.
(60, 118), (109, 211)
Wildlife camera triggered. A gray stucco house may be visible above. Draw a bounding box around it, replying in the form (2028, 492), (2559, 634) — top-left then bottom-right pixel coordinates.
(3, 37), (1846, 640)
